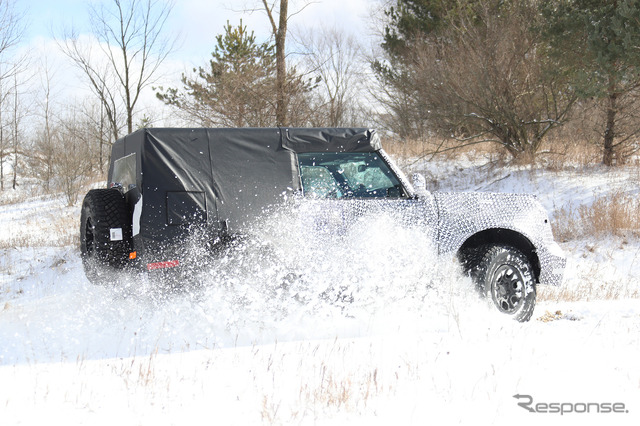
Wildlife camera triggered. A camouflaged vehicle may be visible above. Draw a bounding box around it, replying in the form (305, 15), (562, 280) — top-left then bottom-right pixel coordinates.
(80, 128), (565, 321)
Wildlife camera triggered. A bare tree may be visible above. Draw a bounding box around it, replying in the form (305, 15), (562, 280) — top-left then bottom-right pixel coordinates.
(374, 0), (576, 161)
(81, 99), (111, 174)
(53, 107), (93, 206)
(30, 57), (112, 185)
(0, 0), (24, 191)
(28, 56), (58, 192)
(298, 25), (365, 127)
(57, 35), (124, 141)
(0, 76), (9, 191)
(58, 0), (175, 139)
(30, 94), (111, 196)
(256, 0), (318, 126)
(7, 64), (31, 190)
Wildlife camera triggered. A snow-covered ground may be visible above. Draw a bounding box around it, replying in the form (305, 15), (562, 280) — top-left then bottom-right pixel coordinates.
(1, 156), (639, 425)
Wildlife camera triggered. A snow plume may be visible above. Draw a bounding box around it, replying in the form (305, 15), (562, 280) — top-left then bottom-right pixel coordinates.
(149, 199), (483, 348)
(1, 200), (487, 364)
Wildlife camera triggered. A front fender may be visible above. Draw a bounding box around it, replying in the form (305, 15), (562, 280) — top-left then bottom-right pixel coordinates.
(434, 191), (565, 286)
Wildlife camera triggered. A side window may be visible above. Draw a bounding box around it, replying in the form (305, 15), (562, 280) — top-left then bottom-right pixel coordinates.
(112, 153), (136, 192)
(299, 166), (343, 198)
(341, 162), (394, 192)
(298, 152), (404, 199)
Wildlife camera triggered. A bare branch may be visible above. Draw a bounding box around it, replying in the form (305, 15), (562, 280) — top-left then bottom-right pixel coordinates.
(261, 0), (278, 35)
(57, 0), (175, 136)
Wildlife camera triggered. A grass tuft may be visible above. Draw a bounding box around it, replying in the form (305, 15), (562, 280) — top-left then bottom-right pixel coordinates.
(552, 191), (640, 242)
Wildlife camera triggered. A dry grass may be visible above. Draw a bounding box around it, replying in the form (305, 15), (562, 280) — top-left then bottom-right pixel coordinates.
(383, 131), (607, 171)
(536, 310), (581, 322)
(0, 235), (77, 250)
(547, 190), (640, 302)
(538, 233), (640, 302)
(535, 135), (603, 170)
(0, 178), (92, 250)
(539, 277), (640, 302)
(0, 210), (78, 250)
(552, 191), (640, 242)
(262, 362), (389, 423)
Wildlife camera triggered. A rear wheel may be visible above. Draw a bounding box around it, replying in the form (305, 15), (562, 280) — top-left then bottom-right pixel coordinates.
(80, 189), (131, 284)
(462, 244), (536, 322)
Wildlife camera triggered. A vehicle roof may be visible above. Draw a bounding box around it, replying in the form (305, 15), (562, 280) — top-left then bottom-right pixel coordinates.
(106, 127), (383, 240)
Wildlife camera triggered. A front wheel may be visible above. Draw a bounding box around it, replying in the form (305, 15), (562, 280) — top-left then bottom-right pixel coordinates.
(463, 245), (536, 322)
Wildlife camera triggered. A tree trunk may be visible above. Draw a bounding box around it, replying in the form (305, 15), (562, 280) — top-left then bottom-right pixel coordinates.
(0, 109), (3, 191)
(12, 149), (16, 189)
(99, 102), (105, 174)
(12, 73), (18, 190)
(603, 89), (617, 166)
(275, 0), (288, 126)
(262, 0), (289, 126)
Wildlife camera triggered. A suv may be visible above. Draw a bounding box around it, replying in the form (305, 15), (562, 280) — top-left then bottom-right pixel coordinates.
(80, 127), (565, 321)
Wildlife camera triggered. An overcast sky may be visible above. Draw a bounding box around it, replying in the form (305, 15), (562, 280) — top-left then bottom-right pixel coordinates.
(22, 0), (379, 64)
(14, 0), (383, 126)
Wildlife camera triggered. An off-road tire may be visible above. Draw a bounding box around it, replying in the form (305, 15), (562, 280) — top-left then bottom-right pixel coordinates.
(80, 189), (131, 284)
(463, 244), (536, 322)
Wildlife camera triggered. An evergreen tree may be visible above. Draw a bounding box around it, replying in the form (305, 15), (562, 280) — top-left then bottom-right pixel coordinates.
(156, 21), (275, 127)
(541, 0), (640, 165)
(157, 21), (313, 127)
(157, 21), (276, 127)
(382, 0), (449, 56)
(374, 0), (576, 159)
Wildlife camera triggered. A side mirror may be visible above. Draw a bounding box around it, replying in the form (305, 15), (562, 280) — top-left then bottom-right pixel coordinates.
(412, 173), (428, 193)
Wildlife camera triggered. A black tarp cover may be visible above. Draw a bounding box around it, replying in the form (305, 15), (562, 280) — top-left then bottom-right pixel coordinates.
(107, 127), (378, 257)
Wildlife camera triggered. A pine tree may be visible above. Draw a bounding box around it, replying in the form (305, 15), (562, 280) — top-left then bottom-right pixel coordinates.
(541, 0), (640, 165)
(374, 0), (576, 159)
(156, 21), (277, 127)
(382, 0), (448, 56)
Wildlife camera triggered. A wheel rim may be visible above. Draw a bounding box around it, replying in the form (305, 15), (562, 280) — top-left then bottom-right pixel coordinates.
(490, 264), (525, 314)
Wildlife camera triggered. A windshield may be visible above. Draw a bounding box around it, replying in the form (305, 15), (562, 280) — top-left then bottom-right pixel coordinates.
(298, 152), (405, 198)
